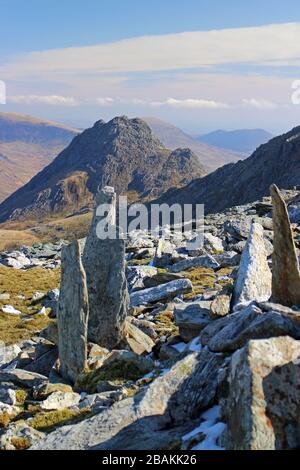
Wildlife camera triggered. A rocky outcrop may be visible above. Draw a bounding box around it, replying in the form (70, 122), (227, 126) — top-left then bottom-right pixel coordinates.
(233, 222), (271, 306)
(31, 349), (224, 450)
(222, 337), (300, 450)
(83, 187), (129, 348)
(58, 240), (89, 383)
(271, 184), (300, 307)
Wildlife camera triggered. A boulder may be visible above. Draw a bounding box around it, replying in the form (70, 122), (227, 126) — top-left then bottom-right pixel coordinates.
(39, 391), (81, 411)
(201, 303), (300, 353)
(174, 302), (212, 342)
(270, 184), (300, 307)
(233, 222), (271, 306)
(130, 279), (192, 307)
(210, 295), (231, 319)
(222, 337), (300, 450)
(58, 240), (88, 383)
(83, 187), (129, 348)
(0, 343), (21, 369)
(170, 255), (219, 273)
(124, 319), (155, 355)
(0, 369), (47, 388)
(126, 265), (157, 292)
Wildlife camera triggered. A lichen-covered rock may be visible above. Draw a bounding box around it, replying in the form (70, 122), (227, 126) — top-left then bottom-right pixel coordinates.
(170, 255), (219, 273)
(222, 337), (300, 450)
(271, 184), (300, 307)
(58, 240), (88, 383)
(210, 295), (231, 319)
(83, 187), (129, 348)
(233, 222), (271, 306)
(39, 391), (81, 411)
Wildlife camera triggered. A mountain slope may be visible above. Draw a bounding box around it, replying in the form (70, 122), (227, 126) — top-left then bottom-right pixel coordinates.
(0, 116), (206, 222)
(198, 128), (274, 154)
(144, 117), (244, 170)
(0, 112), (79, 202)
(155, 126), (300, 214)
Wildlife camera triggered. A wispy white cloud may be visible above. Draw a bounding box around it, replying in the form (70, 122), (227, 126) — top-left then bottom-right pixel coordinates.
(96, 97), (114, 105)
(150, 97), (229, 109)
(8, 95), (78, 106)
(242, 98), (278, 109)
(1, 22), (299, 79)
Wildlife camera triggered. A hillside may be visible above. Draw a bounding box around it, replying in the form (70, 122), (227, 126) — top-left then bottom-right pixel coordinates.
(155, 126), (300, 214)
(0, 116), (206, 222)
(144, 117), (243, 170)
(0, 112), (79, 202)
(198, 128), (274, 154)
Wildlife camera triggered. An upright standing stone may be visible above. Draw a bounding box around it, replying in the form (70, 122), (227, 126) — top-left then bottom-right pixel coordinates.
(233, 222), (271, 306)
(58, 240), (88, 383)
(83, 187), (129, 348)
(270, 184), (300, 307)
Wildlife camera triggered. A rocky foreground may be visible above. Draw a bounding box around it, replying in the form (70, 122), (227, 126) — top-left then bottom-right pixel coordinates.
(1, 185), (300, 450)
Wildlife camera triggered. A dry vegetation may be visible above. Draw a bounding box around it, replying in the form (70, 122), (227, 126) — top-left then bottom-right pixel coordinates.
(0, 265), (60, 344)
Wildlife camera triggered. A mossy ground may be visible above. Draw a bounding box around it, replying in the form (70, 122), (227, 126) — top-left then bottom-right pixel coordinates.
(10, 436), (31, 450)
(27, 408), (92, 433)
(0, 266), (59, 344)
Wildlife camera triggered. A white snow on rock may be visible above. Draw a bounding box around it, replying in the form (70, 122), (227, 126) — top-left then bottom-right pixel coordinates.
(182, 405), (226, 450)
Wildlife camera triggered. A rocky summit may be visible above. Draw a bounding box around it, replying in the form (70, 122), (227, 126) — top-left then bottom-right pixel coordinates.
(1, 185), (300, 450)
(0, 116), (206, 222)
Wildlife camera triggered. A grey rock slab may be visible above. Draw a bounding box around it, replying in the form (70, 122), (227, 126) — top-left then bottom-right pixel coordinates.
(58, 240), (88, 383)
(271, 184), (300, 307)
(174, 301), (212, 342)
(170, 255), (219, 273)
(233, 222), (271, 306)
(83, 187), (129, 348)
(222, 337), (300, 450)
(0, 369), (48, 388)
(130, 279), (193, 307)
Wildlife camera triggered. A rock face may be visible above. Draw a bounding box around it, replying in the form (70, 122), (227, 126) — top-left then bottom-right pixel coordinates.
(233, 222), (271, 306)
(58, 240), (89, 383)
(153, 125), (300, 214)
(223, 337), (300, 450)
(271, 184), (300, 307)
(83, 187), (129, 348)
(174, 302), (211, 341)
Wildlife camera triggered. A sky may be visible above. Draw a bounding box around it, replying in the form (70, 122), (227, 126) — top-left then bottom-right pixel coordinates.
(0, 0), (300, 134)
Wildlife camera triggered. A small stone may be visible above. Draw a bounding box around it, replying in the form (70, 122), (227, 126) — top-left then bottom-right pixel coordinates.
(1, 305), (21, 315)
(210, 295), (231, 319)
(39, 391), (81, 410)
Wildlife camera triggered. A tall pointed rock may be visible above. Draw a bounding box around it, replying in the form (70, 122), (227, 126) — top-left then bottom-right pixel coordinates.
(233, 222), (271, 306)
(83, 186), (129, 348)
(58, 240), (89, 383)
(270, 184), (300, 307)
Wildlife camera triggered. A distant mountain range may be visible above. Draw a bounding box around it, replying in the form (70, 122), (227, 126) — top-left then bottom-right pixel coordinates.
(155, 126), (300, 214)
(0, 116), (206, 222)
(144, 117), (244, 170)
(197, 128), (274, 154)
(0, 112), (79, 203)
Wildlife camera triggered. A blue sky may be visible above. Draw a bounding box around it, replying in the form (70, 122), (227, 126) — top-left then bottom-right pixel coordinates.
(0, 0), (300, 133)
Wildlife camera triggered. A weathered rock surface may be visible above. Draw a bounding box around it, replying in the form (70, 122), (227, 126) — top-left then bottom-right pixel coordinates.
(39, 391), (81, 411)
(31, 349), (224, 450)
(83, 187), (129, 348)
(174, 301), (212, 341)
(201, 303), (300, 352)
(222, 337), (300, 450)
(130, 279), (192, 307)
(170, 255), (219, 273)
(0, 369), (47, 388)
(124, 319), (155, 355)
(58, 240), (88, 383)
(271, 184), (300, 307)
(0, 343), (21, 369)
(233, 222), (271, 306)
(210, 295), (231, 319)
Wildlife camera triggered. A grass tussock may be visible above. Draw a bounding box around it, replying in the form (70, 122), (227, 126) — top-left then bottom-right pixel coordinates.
(28, 408), (92, 433)
(11, 436), (32, 450)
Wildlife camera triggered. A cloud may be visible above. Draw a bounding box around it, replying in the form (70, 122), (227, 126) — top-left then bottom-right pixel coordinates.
(150, 97), (229, 109)
(242, 98), (278, 109)
(8, 95), (78, 106)
(1, 22), (299, 79)
(96, 97), (114, 106)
